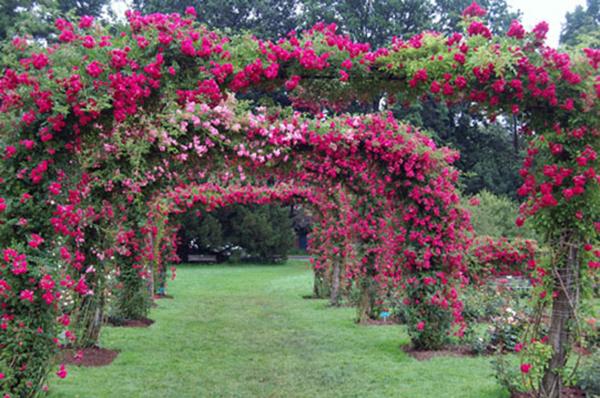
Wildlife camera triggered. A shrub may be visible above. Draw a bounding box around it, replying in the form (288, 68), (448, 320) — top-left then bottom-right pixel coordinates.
(576, 350), (600, 397)
(465, 191), (535, 239)
(230, 205), (295, 263)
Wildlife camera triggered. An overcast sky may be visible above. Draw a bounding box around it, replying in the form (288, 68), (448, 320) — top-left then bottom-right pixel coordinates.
(505, 0), (586, 47)
(111, 0), (587, 48)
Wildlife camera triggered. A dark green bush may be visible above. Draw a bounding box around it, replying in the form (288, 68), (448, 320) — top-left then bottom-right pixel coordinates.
(576, 350), (600, 397)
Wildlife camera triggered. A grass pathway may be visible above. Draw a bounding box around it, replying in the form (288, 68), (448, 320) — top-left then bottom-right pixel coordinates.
(49, 261), (509, 398)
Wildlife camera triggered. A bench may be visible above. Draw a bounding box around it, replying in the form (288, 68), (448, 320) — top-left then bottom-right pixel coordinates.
(187, 254), (218, 263)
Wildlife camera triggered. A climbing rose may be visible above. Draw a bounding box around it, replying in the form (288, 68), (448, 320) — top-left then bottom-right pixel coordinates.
(462, 2), (487, 17)
(20, 289), (35, 303)
(417, 321), (425, 331)
(28, 234), (44, 249)
(32, 53), (49, 70)
(56, 364), (67, 379)
(507, 20), (525, 39)
(78, 16), (94, 29)
(520, 363), (532, 374)
(185, 6), (197, 17)
(85, 61), (103, 78)
(532, 22), (549, 41)
(285, 75), (301, 91)
(0, 198), (6, 213)
(467, 21), (492, 39)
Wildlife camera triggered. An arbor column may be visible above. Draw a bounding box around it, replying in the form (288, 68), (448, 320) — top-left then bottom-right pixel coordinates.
(540, 231), (580, 398)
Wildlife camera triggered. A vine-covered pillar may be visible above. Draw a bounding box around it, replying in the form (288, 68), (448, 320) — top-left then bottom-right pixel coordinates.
(71, 225), (109, 348)
(329, 256), (342, 306)
(540, 230), (581, 398)
(356, 250), (379, 323)
(112, 203), (153, 321)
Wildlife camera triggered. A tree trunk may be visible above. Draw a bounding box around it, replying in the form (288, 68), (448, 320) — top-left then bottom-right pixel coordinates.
(74, 287), (105, 348)
(313, 267), (330, 298)
(357, 276), (378, 323)
(540, 235), (579, 398)
(330, 258), (341, 306)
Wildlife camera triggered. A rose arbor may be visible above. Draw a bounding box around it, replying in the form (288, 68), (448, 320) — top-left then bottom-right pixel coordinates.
(0, 4), (598, 398)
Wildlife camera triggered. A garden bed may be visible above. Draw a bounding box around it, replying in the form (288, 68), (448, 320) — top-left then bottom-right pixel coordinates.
(401, 344), (475, 361)
(58, 347), (119, 367)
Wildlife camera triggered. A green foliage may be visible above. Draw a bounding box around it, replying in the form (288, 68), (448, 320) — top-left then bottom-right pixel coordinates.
(0, 0), (108, 41)
(395, 102), (524, 198)
(560, 0), (600, 48)
(466, 190), (535, 238)
(576, 350), (600, 397)
(132, 0), (299, 39)
(176, 205), (295, 263)
(230, 205), (295, 263)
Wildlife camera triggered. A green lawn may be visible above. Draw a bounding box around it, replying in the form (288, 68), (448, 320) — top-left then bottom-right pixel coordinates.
(49, 261), (509, 398)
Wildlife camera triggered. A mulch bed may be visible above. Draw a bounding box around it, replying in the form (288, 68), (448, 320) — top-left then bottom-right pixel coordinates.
(572, 344), (592, 356)
(154, 294), (174, 299)
(108, 317), (154, 328)
(362, 318), (401, 326)
(302, 294), (324, 299)
(401, 344), (475, 361)
(58, 347), (119, 367)
(511, 387), (585, 398)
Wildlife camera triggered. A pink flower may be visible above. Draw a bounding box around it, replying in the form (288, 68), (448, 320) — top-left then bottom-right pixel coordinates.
(56, 364), (67, 379)
(20, 139), (35, 150)
(29, 234), (44, 249)
(82, 35), (96, 49)
(507, 20), (525, 39)
(341, 58), (353, 69)
(181, 39), (196, 57)
(264, 63), (279, 79)
(49, 182), (62, 195)
(285, 75), (301, 91)
(3, 145), (16, 159)
(85, 61), (104, 78)
(467, 21), (492, 39)
(462, 2), (487, 18)
(532, 22), (549, 41)
(417, 321), (425, 331)
(185, 6), (197, 17)
(31, 53), (49, 70)
(514, 343), (523, 352)
(60, 246), (71, 261)
(520, 363), (532, 374)
(78, 16), (94, 29)
(20, 289), (35, 303)
(59, 30), (76, 43)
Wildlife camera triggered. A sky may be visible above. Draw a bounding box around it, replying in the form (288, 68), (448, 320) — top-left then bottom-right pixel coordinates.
(505, 0), (587, 47)
(111, 0), (587, 48)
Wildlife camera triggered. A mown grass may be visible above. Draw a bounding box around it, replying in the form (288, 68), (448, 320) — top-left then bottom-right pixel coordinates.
(48, 261), (509, 398)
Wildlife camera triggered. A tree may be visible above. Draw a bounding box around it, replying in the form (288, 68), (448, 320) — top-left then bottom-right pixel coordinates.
(0, 0), (109, 41)
(132, 0), (299, 39)
(299, 0), (435, 46)
(434, 0), (520, 34)
(560, 0), (600, 48)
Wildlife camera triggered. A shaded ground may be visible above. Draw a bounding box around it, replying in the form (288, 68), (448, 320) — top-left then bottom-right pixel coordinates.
(49, 261), (509, 398)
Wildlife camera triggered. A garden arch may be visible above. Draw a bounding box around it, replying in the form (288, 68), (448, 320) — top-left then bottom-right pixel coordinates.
(0, 4), (598, 397)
